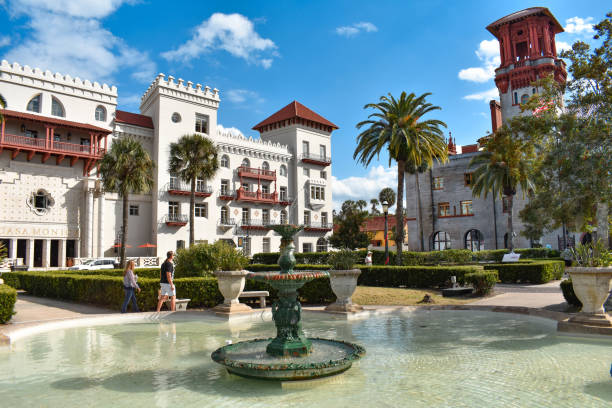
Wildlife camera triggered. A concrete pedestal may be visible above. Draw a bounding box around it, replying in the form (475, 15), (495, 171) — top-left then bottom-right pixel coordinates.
(325, 269), (363, 314)
(213, 270), (252, 315)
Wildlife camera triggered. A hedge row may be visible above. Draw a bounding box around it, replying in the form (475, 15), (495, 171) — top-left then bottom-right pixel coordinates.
(357, 265), (480, 288)
(483, 260), (564, 284)
(252, 248), (561, 266)
(0, 284), (17, 323)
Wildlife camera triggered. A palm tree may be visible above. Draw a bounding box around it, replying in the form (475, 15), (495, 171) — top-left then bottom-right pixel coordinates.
(378, 187), (396, 209)
(355, 92), (448, 264)
(99, 137), (155, 267)
(469, 126), (535, 252)
(0, 93), (6, 124)
(370, 198), (380, 215)
(406, 161), (429, 251)
(169, 134), (219, 246)
(356, 199), (368, 211)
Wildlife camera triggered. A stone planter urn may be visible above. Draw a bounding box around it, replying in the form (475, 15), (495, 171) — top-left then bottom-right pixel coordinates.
(213, 270), (252, 314)
(325, 269), (363, 313)
(567, 267), (612, 327)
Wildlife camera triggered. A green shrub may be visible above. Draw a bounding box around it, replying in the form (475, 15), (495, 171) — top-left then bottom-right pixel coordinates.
(560, 279), (582, 308)
(175, 241), (248, 277)
(465, 270), (498, 296)
(2, 272), (21, 289)
(0, 284), (17, 323)
(328, 249), (358, 270)
(483, 260), (564, 284)
(357, 265), (479, 288)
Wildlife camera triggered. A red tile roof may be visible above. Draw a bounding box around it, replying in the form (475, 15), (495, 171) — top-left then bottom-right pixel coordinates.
(252, 101), (338, 132)
(115, 110), (154, 129)
(1, 109), (111, 133)
(360, 216), (414, 232)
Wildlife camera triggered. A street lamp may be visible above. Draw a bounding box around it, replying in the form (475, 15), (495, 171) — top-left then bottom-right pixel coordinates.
(382, 201), (389, 265)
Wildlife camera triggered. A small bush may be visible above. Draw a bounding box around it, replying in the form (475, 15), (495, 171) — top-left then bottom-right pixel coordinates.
(328, 249), (358, 270)
(465, 270), (498, 296)
(560, 279), (582, 308)
(175, 241), (248, 277)
(357, 265), (479, 288)
(0, 285), (17, 323)
(483, 260), (564, 284)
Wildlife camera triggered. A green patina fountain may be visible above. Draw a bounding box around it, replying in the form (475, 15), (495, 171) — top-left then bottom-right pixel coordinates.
(211, 225), (365, 381)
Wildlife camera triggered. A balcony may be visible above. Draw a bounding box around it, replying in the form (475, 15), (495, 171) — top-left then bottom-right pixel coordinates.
(236, 188), (278, 204)
(278, 195), (292, 206)
(218, 189), (235, 201)
(300, 152), (331, 166)
(240, 219), (276, 231)
(237, 166), (276, 181)
(218, 218), (237, 230)
(167, 180), (213, 197)
(163, 214), (188, 226)
(304, 222), (333, 232)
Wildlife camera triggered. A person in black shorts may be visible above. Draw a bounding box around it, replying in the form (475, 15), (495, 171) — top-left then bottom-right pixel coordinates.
(156, 251), (176, 311)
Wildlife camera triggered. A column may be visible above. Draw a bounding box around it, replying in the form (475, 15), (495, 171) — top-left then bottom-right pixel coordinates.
(26, 239), (34, 268)
(97, 192), (105, 257)
(9, 239), (17, 260)
(89, 133), (94, 154)
(59, 239), (67, 268)
(43, 239), (51, 268)
(84, 188), (94, 257)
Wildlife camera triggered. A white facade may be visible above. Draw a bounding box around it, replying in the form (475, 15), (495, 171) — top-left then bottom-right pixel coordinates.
(0, 61), (335, 268)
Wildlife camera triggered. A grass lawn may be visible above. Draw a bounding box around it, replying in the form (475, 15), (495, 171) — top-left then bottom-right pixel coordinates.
(352, 286), (480, 306)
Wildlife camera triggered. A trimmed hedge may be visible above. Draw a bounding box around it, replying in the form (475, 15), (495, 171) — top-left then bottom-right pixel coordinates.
(357, 265), (480, 288)
(0, 284), (17, 323)
(466, 270), (498, 295)
(560, 279), (582, 308)
(483, 260), (564, 284)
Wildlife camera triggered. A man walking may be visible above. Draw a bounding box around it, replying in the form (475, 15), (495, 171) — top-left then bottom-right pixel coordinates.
(157, 251), (176, 312)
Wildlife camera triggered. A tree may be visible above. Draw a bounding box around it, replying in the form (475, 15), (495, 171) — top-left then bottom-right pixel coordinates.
(469, 125), (536, 252)
(370, 198), (380, 215)
(354, 92), (447, 264)
(99, 137), (155, 267)
(328, 200), (370, 249)
(378, 187), (396, 209)
(406, 160), (429, 251)
(0, 93), (6, 124)
(356, 199), (368, 211)
(169, 134), (219, 246)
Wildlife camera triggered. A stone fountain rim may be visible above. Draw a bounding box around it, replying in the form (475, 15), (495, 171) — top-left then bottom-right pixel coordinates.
(246, 270), (330, 281)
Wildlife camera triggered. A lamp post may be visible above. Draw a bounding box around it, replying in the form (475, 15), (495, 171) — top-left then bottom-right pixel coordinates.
(382, 201), (389, 265)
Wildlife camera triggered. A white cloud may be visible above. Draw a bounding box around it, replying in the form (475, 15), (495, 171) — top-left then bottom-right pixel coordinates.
(564, 17), (594, 34)
(331, 165), (397, 211)
(556, 41), (572, 53)
(458, 39), (500, 83)
(463, 87), (499, 102)
(118, 93), (142, 107)
(162, 13), (277, 68)
(336, 21), (378, 37)
(217, 124), (245, 138)
(2, 2), (155, 84)
(0, 36), (10, 47)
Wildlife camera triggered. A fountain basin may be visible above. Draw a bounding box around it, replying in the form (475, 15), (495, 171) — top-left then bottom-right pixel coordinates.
(211, 337), (365, 381)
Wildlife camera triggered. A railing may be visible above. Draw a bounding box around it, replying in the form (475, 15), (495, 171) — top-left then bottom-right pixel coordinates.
(218, 218), (237, 226)
(2, 133), (105, 156)
(168, 180), (213, 195)
(300, 152), (331, 165)
(304, 222), (333, 230)
(163, 214), (188, 225)
(218, 189), (236, 200)
(278, 195), (292, 204)
(236, 188), (277, 203)
(237, 166), (276, 179)
(240, 219), (278, 229)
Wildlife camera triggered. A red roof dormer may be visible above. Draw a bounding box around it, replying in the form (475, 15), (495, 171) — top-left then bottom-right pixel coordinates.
(252, 101), (338, 133)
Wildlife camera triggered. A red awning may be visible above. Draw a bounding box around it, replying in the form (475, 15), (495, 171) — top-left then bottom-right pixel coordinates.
(1, 109), (112, 134)
(138, 243), (157, 248)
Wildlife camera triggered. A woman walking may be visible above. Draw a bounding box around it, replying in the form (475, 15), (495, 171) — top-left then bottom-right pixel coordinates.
(121, 260), (140, 313)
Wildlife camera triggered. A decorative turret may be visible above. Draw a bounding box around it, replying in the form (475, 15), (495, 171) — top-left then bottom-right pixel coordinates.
(487, 7), (567, 121)
(447, 133), (457, 155)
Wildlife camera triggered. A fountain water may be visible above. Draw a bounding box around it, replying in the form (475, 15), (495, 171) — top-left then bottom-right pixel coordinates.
(211, 225), (365, 380)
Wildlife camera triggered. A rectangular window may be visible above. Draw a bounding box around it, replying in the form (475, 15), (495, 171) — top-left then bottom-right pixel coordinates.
(513, 92), (518, 105)
(169, 201), (179, 216)
(195, 113), (209, 134)
(460, 200), (473, 215)
(303, 243), (313, 253)
(262, 209), (270, 224)
(310, 186), (325, 201)
(221, 179), (229, 195)
(261, 184), (269, 194)
(320, 171), (327, 180)
(196, 178), (205, 192)
(195, 203), (207, 218)
(242, 208), (250, 224)
(170, 175), (179, 190)
(177, 240), (185, 250)
(302, 141), (309, 155)
(129, 204), (139, 216)
(263, 238), (270, 253)
(464, 173), (473, 186)
(303, 168), (310, 177)
(319, 145), (326, 158)
(438, 202), (450, 217)
(242, 183), (249, 192)
(304, 210), (311, 225)
(280, 186), (287, 201)
(502, 196), (511, 213)
(433, 177), (444, 190)
(26, 130), (39, 139)
(280, 211), (287, 224)
(321, 212), (328, 226)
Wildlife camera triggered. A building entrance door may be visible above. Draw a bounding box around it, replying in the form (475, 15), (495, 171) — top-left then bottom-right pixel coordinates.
(17, 239), (26, 263)
(34, 239), (43, 267)
(50, 240), (59, 267)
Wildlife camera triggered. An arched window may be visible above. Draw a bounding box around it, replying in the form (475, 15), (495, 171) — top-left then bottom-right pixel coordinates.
(261, 161), (270, 171)
(27, 94), (41, 113)
(279, 164), (287, 176)
(241, 158), (250, 168)
(95, 105), (106, 121)
(280, 210), (287, 224)
(464, 229), (483, 252)
(432, 231), (451, 251)
(51, 97), (65, 117)
(220, 155), (229, 168)
(316, 237), (328, 252)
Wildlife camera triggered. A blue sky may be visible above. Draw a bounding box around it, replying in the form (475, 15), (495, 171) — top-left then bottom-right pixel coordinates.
(0, 0), (608, 209)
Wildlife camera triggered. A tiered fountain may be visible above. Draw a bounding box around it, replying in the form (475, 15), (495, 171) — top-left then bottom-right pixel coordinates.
(211, 225), (365, 380)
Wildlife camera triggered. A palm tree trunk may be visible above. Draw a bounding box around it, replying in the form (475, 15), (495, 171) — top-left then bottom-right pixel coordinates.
(120, 193), (129, 268)
(396, 160), (405, 265)
(416, 172), (424, 251)
(507, 194), (514, 252)
(190, 178), (196, 246)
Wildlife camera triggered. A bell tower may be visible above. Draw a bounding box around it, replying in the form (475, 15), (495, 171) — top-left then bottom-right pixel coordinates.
(487, 7), (567, 121)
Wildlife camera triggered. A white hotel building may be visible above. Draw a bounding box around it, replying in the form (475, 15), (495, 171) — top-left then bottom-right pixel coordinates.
(0, 60), (335, 269)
